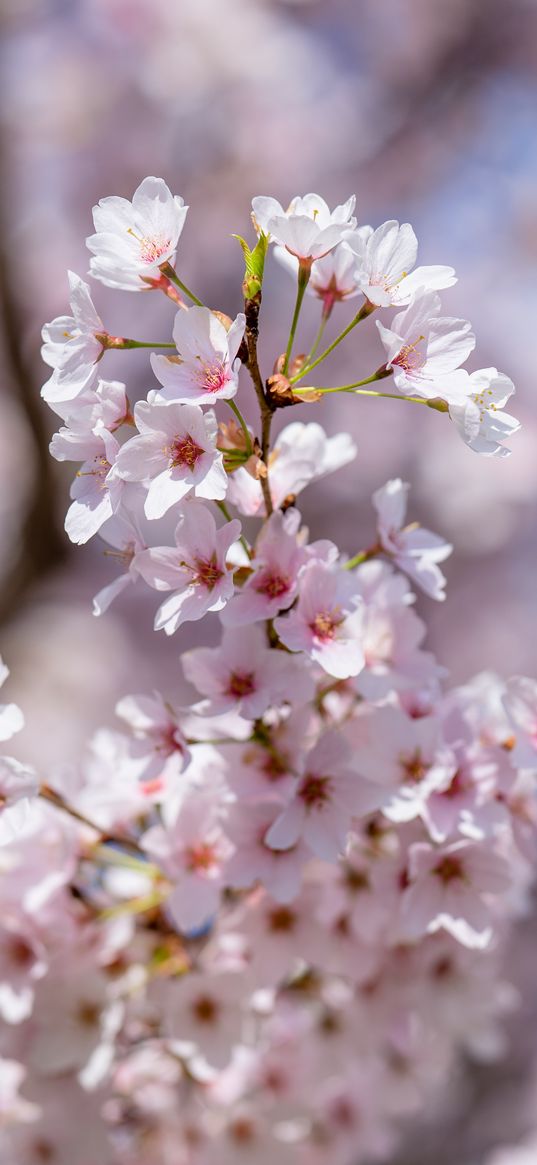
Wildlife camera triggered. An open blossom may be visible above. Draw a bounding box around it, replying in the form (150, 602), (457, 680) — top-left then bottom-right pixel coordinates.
(115, 691), (190, 796)
(226, 422), (356, 516)
(350, 704), (455, 825)
(92, 511), (146, 616)
(114, 400), (227, 518)
(346, 220), (456, 308)
(163, 969), (245, 1069)
(448, 368), (520, 457)
(86, 176), (188, 290)
(136, 502), (241, 634)
(49, 379), (130, 460)
(252, 193), (357, 263)
(401, 839), (512, 949)
(183, 625), (314, 720)
(274, 559), (365, 679)
(151, 306), (245, 404)
(265, 731), (380, 861)
(41, 273), (105, 401)
(222, 508), (331, 626)
(63, 428), (124, 546)
(224, 801), (309, 903)
(372, 479), (452, 600)
(377, 288), (475, 404)
(142, 787), (233, 934)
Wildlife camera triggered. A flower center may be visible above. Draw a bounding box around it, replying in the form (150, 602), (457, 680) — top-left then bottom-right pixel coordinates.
(185, 842), (218, 872)
(195, 359), (229, 394)
(227, 671), (256, 699)
(299, 773), (332, 807)
(268, 906), (296, 932)
(192, 994), (218, 1023)
(399, 750), (428, 783)
(254, 570), (290, 600)
(170, 433), (204, 470)
(309, 610), (342, 642)
(433, 855), (465, 884)
(193, 555), (224, 591)
(139, 234), (171, 264)
(392, 335), (426, 375)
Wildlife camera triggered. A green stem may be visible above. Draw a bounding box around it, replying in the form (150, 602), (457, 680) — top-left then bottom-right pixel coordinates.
(306, 312), (328, 363)
(343, 543), (381, 571)
(310, 370), (390, 395)
(227, 399), (253, 455)
(160, 262), (203, 307)
(216, 500), (251, 558)
(98, 334), (176, 350)
(290, 300), (374, 384)
(282, 265), (310, 376)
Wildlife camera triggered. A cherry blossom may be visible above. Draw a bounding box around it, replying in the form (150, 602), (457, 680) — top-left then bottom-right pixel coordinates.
(87, 176), (188, 290)
(136, 501), (242, 633)
(114, 399), (227, 518)
(346, 220), (456, 307)
(372, 478), (452, 600)
(401, 839), (512, 949)
(377, 287), (475, 404)
(41, 272), (105, 401)
(141, 786), (233, 933)
(448, 367), (520, 457)
(183, 625), (314, 719)
(274, 559), (365, 679)
(226, 421), (356, 516)
(252, 193), (357, 263)
(265, 731), (381, 861)
(151, 306), (245, 404)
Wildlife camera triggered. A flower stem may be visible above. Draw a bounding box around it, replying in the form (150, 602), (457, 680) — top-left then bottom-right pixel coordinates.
(100, 335), (176, 350)
(160, 262), (203, 307)
(227, 399), (253, 456)
(343, 543), (381, 571)
(282, 264), (311, 376)
(306, 312), (329, 364)
(215, 500), (251, 558)
(290, 299), (375, 384)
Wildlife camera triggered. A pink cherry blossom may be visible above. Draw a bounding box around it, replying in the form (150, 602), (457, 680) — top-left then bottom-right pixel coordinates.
(372, 478), (452, 600)
(448, 367), (519, 457)
(141, 786), (233, 933)
(376, 287), (475, 404)
(136, 502), (241, 634)
(151, 306), (245, 404)
(401, 839), (512, 949)
(274, 559), (365, 679)
(346, 220), (456, 307)
(114, 399), (227, 518)
(252, 193), (357, 263)
(265, 730), (381, 861)
(226, 421), (356, 516)
(183, 624), (314, 719)
(41, 272), (104, 401)
(87, 176), (188, 290)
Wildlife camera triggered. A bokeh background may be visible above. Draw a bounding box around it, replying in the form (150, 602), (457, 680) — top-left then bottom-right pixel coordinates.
(1, 2), (536, 1161)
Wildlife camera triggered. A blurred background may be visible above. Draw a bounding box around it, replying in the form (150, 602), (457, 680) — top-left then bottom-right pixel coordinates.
(0, 2), (536, 1161)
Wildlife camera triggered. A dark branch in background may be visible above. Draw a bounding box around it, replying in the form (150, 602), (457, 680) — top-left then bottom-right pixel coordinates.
(0, 222), (66, 627)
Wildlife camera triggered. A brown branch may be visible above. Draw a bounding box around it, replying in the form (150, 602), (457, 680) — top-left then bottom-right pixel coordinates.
(243, 293), (275, 517)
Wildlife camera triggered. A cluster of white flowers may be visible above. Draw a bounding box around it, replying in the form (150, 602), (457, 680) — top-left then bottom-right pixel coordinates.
(0, 179), (533, 1165)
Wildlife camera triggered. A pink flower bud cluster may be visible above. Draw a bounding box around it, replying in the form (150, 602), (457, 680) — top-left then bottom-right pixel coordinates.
(0, 178), (532, 1164)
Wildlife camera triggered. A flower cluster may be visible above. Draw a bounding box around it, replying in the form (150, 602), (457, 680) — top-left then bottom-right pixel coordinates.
(0, 179), (532, 1165)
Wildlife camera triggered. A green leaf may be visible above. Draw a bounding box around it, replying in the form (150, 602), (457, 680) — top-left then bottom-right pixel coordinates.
(233, 231), (268, 298)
